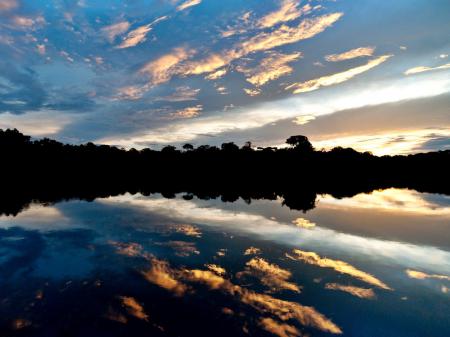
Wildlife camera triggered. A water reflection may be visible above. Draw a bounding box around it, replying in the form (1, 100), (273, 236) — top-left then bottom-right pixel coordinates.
(0, 188), (449, 336)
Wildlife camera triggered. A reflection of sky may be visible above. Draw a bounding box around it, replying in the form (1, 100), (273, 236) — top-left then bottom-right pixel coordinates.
(1, 189), (450, 335)
(0, 0), (449, 154)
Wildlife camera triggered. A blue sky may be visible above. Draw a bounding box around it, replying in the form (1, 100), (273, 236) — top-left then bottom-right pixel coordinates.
(0, 0), (449, 154)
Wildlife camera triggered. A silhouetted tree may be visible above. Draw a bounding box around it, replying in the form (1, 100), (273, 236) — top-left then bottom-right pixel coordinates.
(183, 143), (194, 151)
(286, 135), (314, 152)
(221, 142), (239, 152)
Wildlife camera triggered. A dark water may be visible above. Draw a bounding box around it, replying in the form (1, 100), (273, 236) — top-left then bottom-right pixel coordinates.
(0, 189), (449, 337)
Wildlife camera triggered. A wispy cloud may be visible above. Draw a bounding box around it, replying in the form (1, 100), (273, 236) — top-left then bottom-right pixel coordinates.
(237, 257), (301, 293)
(325, 46), (375, 62)
(116, 16), (167, 49)
(170, 104), (202, 119)
(177, 0), (201, 12)
(0, 0), (18, 12)
(404, 62), (450, 75)
(286, 54), (391, 93)
(155, 86), (200, 102)
(101, 21), (130, 42)
(181, 13), (343, 76)
(205, 68), (227, 80)
(238, 51), (302, 87)
(258, 0), (311, 28)
(325, 283), (376, 299)
(140, 47), (192, 85)
(406, 269), (450, 281)
(286, 249), (392, 290)
(259, 318), (301, 337)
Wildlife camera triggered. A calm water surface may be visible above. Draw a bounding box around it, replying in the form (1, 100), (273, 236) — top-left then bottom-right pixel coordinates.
(0, 188), (449, 337)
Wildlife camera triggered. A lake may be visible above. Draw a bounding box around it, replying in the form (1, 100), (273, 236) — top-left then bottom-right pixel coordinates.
(0, 188), (449, 337)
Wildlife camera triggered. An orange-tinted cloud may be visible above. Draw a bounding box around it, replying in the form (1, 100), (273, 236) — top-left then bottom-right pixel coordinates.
(177, 0), (201, 12)
(119, 296), (149, 321)
(404, 62), (450, 75)
(325, 283), (376, 299)
(287, 249), (391, 290)
(406, 269), (450, 281)
(325, 47), (375, 62)
(259, 317), (301, 337)
(141, 258), (187, 296)
(237, 257), (301, 293)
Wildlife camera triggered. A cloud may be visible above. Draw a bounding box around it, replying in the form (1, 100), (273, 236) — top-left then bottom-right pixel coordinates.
(0, 0), (18, 12)
(325, 46), (375, 62)
(116, 16), (167, 49)
(237, 257), (301, 293)
(140, 48), (192, 86)
(177, 0), (201, 12)
(286, 55), (391, 93)
(155, 86), (200, 102)
(181, 13), (343, 76)
(238, 51), (302, 87)
(205, 68), (227, 80)
(170, 105), (202, 119)
(325, 283), (376, 299)
(0, 111), (74, 136)
(258, 0), (311, 29)
(405, 269), (450, 281)
(286, 249), (392, 290)
(404, 62), (450, 75)
(101, 21), (130, 42)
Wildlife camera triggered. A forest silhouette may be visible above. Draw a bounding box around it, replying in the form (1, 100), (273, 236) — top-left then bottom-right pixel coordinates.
(0, 128), (449, 216)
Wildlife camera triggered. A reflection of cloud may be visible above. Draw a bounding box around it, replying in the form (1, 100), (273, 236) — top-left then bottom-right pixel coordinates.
(238, 51), (302, 87)
(319, 188), (450, 216)
(216, 248), (227, 257)
(325, 283), (375, 299)
(184, 269), (342, 334)
(292, 217), (316, 229)
(244, 247), (261, 255)
(405, 269), (450, 281)
(405, 63), (450, 75)
(159, 240), (200, 257)
(286, 55), (391, 93)
(325, 47), (375, 62)
(119, 296), (149, 321)
(205, 264), (226, 276)
(287, 249), (391, 290)
(110, 241), (143, 257)
(259, 317), (300, 337)
(237, 257), (301, 293)
(244, 88), (261, 96)
(141, 258), (187, 296)
(177, 0), (201, 11)
(170, 224), (202, 237)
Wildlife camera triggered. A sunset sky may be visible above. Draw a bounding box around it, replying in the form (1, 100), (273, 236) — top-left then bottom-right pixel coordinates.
(0, 0), (449, 154)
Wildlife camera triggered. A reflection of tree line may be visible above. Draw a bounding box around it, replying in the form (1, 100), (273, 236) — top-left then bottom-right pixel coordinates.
(1, 129), (449, 216)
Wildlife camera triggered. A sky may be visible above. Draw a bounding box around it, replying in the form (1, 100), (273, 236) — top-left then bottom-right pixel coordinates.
(0, 0), (449, 155)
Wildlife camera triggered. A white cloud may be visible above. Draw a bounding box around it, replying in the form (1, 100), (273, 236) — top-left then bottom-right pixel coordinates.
(101, 21), (130, 42)
(176, 0), (201, 12)
(286, 55), (392, 93)
(404, 63), (450, 75)
(325, 46), (375, 62)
